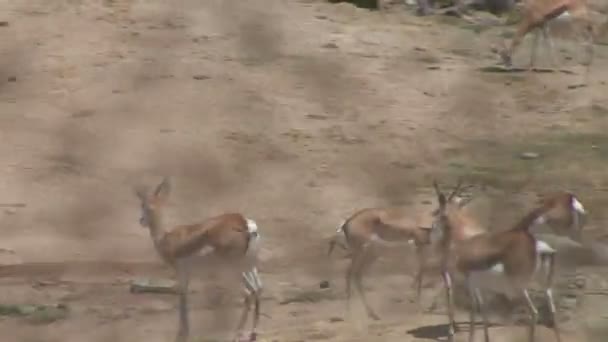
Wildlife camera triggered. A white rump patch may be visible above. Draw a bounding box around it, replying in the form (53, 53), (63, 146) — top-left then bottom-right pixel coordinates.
(489, 263), (504, 274)
(336, 219), (346, 233)
(199, 245), (215, 256)
(246, 218), (259, 234)
(572, 197), (586, 214)
(245, 218), (261, 259)
(536, 240), (556, 254)
(533, 215), (547, 225)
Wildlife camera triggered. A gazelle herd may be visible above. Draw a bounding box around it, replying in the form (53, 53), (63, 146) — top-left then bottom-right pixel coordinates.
(125, 3), (601, 342)
(134, 176), (587, 342)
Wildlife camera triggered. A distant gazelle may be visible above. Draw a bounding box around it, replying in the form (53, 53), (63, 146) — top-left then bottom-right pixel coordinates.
(497, 0), (594, 74)
(134, 177), (263, 342)
(432, 180), (586, 342)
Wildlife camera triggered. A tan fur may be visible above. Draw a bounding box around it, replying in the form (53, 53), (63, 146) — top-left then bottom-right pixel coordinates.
(499, 0), (594, 74)
(328, 204), (437, 319)
(134, 178), (262, 342)
(433, 181), (569, 342)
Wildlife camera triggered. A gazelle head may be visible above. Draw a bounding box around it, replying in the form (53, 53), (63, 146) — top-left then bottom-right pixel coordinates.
(134, 177), (171, 229)
(430, 179), (475, 243)
(535, 190), (587, 242)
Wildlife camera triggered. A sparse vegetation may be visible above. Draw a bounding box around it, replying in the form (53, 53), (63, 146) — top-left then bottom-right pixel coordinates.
(1, 0), (608, 341)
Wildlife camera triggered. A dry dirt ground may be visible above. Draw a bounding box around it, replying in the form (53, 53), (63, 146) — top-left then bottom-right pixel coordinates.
(1, 0), (608, 341)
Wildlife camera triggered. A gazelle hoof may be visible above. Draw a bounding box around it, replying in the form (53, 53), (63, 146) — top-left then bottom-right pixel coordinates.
(368, 312), (381, 321)
(234, 331), (257, 342)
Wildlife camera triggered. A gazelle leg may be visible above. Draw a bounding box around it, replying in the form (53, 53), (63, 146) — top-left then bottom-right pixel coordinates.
(474, 288), (490, 342)
(529, 28), (541, 71)
(415, 0), (433, 16)
(501, 20), (534, 68)
(568, 16), (594, 83)
(234, 270), (257, 342)
(345, 253), (356, 315)
(250, 267), (263, 341)
(572, 208), (582, 242)
(412, 243), (428, 305)
(465, 276), (478, 342)
(582, 22), (594, 84)
(542, 253), (562, 342)
(353, 243), (380, 320)
(541, 24), (557, 69)
(522, 288), (539, 342)
(443, 271), (457, 342)
(175, 261), (191, 342)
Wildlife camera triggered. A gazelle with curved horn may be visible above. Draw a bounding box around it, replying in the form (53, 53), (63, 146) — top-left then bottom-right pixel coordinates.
(133, 177), (263, 342)
(431, 180), (587, 342)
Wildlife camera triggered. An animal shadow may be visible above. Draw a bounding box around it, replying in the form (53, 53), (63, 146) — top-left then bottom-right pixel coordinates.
(407, 321), (502, 341)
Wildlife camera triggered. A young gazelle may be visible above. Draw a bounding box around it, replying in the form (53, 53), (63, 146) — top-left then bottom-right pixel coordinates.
(134, 177), (263, 342)
(327, 202), (442, 319)
(497, 0), (594, 74)
(432, 181), (586, 342)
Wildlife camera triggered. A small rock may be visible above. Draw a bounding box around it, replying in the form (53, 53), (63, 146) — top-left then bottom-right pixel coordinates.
(574, 278), (586, 289)
(329, 316), (343, 323)
(568, 84), (586, 89)
(519, 152), (540, 160)
(192, 74), (210, 81)
(7, 76), (16, 82)
(322, 42), (339, 49)
(319, 280), (330, 289)
(427, 66), (440, 70)
(0, 21), (8, 27)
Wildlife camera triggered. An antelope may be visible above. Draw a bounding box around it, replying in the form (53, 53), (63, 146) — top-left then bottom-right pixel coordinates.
(431, 181), (586, 342)
(327, 201), (441, 319)
(133, 177), (263, 342)
(497, 0), (594, 74)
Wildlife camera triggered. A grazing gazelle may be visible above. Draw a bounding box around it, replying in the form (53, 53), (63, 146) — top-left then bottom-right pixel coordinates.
(327, 200), (441, 319)
(432, 180), (586, 342)
(134, 177), (263, 342)
(497, 0), (594, 74)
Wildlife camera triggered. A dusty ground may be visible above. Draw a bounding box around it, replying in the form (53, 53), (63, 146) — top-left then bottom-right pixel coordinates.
(1, 0), (608, 341)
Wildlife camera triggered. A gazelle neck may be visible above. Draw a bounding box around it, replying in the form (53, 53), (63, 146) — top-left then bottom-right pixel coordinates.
(146, 209), (167, 247)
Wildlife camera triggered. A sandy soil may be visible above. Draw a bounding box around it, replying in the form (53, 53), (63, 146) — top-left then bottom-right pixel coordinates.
(1, 0), (608, 341)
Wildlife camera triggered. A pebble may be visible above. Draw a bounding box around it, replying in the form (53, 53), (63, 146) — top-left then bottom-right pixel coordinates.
(520, 152), (540, 160)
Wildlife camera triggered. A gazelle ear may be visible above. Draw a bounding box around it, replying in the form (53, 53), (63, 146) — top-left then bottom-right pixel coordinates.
(433, 180), (446, 207)
(133, 185), (148, 201)
(153, 177), (171, 201)
(447, 177), (463, 201)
